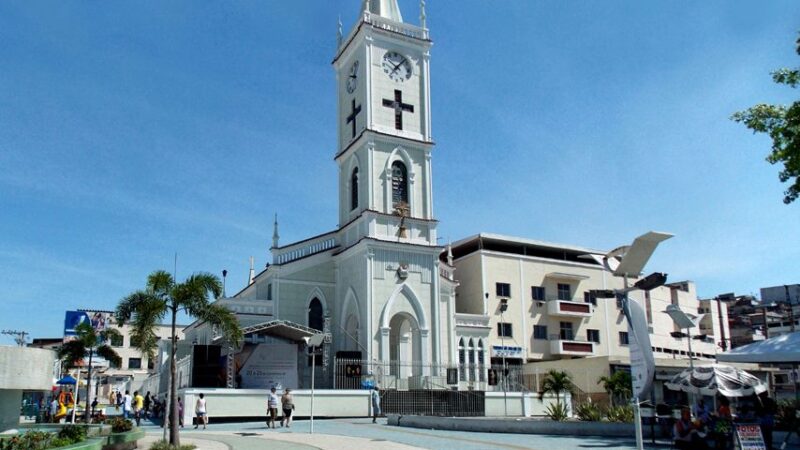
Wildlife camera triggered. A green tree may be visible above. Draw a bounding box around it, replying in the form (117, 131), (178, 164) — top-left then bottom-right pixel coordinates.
(732, 33), (800, 204)
(116, 270), (242, 446)
(598, 370), (632, 407)
(57, 322), (122, 422)
(539, 369), (575, 407)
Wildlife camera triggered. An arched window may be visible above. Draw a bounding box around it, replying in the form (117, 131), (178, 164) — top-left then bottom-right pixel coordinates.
(391, 161), (408, 208)
(458, 338), (466, 381)
(308, 298), (323, 331)
(478, 339), (486, 382)
(468, 338), (476, 382)
(308, 298), (324, 367)
(350, 167), (359, 211)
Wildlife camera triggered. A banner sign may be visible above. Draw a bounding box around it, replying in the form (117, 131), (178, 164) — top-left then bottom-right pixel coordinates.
(622, 296), (655, 399)
(735, 424), (766, 450)
(239, 343), (298, 389)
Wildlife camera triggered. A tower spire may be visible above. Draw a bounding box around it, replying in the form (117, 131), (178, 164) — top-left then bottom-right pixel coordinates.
(368, 0), (403, 22)
(446, 240), (453, 266)
(248, 256), (255, 285)
(420, 0), (426, 29)
(272, 213), (280, 249)
(337, 15), (343, 48)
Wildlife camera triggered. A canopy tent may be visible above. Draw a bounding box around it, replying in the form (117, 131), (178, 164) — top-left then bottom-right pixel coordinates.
(665, 364), (767, 397)
(56, 375), (77, 385)
(716, 331), (800, 364)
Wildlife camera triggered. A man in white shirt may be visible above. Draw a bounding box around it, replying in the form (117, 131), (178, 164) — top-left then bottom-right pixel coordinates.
(123, 390), (133, 419)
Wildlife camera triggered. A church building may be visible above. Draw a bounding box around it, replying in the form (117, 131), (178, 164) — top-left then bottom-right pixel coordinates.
(184, 0), (459, 390)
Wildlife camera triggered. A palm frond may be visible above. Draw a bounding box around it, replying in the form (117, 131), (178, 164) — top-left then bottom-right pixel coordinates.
(96, 345), (122, 368)
(58, 340), (86, 368)
(117, 291), (165, 326)
(147, 270), (174, 296)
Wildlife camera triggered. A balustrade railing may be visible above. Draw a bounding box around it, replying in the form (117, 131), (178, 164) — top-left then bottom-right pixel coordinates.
(274, 233), (337, 265)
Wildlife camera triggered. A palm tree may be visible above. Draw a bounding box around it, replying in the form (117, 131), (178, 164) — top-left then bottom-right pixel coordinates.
(539, 369), (575, 406)
(58, 322), (122, 422)
(598, 370), (632, 407)
(116, 270), (242, 446)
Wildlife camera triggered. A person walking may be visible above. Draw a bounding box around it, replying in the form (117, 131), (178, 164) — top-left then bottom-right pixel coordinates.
(280, 389), (294, 428)
(371, 387), (381, 423)
(122, 390), (132, 419)
(133, 391), (144, 426)
(49, 397), (58, 423)
(267, 387), (279, 429)
(115, 391), (122, 412)
(194, 393), (207, 429)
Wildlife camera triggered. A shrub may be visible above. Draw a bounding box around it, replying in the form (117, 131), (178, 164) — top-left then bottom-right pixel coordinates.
(149, 441), (198, 450)
(545, 402), (570, 421)
(57, 424), (87, 444)
(105, 417), (134, 433)
(575, 401), (603, 422)
(606, 405), (634, 423)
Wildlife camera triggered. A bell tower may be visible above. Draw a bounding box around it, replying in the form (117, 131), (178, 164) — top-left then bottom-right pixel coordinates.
(333, 0), (435, 247)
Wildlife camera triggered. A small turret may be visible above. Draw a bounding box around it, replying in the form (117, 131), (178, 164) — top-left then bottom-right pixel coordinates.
(248, 256), (255, 285)
(272, 213), (280, 249)
(365, 0), (403, 22)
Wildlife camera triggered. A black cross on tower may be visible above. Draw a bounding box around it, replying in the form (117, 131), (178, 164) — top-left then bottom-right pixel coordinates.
(346, 99), (362, 139)
(382, 90), (414, 131)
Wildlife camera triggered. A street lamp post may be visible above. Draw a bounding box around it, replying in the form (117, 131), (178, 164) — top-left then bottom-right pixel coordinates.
(499, 299), (508, 417)
(304, 333), (325, 434)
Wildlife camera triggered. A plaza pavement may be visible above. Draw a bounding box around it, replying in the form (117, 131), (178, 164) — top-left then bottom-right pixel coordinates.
(137, 418), (689, 450)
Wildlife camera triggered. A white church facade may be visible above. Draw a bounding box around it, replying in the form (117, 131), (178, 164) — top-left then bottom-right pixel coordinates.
(184, 0), (461, 390)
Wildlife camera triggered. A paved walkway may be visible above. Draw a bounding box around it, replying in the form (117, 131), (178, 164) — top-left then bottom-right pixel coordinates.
(139, 418), (800, 450)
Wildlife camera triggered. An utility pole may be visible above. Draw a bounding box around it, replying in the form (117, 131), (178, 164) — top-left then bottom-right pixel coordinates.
(1, 330), (29, 347)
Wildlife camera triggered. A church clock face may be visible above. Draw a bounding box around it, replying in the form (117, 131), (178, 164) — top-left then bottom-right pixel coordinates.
(382, 51), (412, 82)
(346, 60), (359, 94)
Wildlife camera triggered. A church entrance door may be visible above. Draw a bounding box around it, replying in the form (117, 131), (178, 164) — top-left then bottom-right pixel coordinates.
(388, 313), (421, 378)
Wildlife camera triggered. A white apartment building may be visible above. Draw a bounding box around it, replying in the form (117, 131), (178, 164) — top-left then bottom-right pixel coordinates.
(449, 234), (734, 403)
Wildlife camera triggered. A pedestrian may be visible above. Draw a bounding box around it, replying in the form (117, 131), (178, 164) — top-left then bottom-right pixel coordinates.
(177, 397), (184, 428)
(91, 398), (98, 419)
(194, 393), (207, 429)
(49, 397), (58, 423)
(757, 392), (777, 450)
(133, 391), (144, 426)
(116, 391), (122, 412)
(371, 387), (381, 423)
(280, 389), (294, 428)
(110, 390), (118, 412)
(266, 387), (279, 429)
(144, 391), (151, 420)
(122, 390), (132, 419)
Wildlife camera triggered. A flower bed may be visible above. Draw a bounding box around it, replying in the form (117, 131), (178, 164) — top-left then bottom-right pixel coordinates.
(0, 424), (143, 450)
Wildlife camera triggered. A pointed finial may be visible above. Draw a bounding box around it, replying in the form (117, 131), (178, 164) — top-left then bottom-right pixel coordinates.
(249, 256), (255, 285)
(363, 0), (370, 13)
(272, 213), (280, 249)
(420, 0), (427, 29)
(337, 15), (343, 47)
(446, 240), (453, 266)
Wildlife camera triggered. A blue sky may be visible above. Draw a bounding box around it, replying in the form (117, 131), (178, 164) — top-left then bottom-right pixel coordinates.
(1, 1), (799, 343)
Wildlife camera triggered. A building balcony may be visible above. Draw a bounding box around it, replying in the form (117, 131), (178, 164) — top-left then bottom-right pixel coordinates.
(546, 299), (593, 318)
(549, 337), (594, 356)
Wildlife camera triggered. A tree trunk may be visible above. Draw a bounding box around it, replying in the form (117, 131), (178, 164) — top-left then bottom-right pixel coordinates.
(85, 351), (94, 423)
(170, 306), (180, 446)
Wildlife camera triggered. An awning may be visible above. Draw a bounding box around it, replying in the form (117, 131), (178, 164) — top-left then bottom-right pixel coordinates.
(546, 272), (590, 281)
(213, 319), (321, 343)
(717, 331), (800, 364)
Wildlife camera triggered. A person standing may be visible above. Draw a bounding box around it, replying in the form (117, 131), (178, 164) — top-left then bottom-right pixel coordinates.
(143, 391), (151, 420)
(280, 389), (294, 428)
(122, 390), (132, 420)
(267, 387), (279, 429)
(371, 387), (381, 423)
(194, 393), (207, 429)
(49, 397), (58, 423)
(177, 397), (184, 428)
(115, 391), (122, 412)
(133, 391), (144, 426)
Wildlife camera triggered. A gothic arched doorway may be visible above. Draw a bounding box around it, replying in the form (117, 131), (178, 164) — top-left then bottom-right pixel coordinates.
(388, 312), (421, 378)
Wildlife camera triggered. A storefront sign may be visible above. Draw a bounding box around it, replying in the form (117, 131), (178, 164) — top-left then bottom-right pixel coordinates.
(735, 424), (766, 450)
(491, 345), (523, 358)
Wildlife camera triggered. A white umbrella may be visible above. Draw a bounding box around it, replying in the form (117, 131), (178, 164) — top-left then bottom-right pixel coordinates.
(716, 331), (800, 364)
(665, 364), (767, 397)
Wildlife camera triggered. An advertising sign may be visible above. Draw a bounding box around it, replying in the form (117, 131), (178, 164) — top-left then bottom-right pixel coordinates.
(239, 343), (298, 389)
(735, 424), (766, 450)
(622, 296), (655, 399)
(64, 310), (111, 343)
(491, 345), (523, 359)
